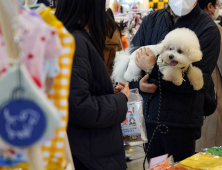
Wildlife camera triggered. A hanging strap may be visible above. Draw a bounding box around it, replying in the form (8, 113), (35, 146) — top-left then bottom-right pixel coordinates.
(164, 10), (171, 32)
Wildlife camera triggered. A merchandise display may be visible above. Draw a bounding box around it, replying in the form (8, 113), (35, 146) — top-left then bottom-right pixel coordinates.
(207, 147), (222, 156)
(115, 9), (153, 45)
(0, 0), (75, 170)
(178, 152), (222, 170)
(147, 149), (222, 170)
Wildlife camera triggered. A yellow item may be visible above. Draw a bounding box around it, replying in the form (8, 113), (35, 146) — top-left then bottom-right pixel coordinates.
(39, 7), (75, 170)
(149, 0), (168, 11)
(179, 153), (222, 170)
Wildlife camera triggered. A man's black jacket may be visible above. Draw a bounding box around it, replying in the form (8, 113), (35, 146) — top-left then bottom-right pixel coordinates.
(130, 4), (221, 128)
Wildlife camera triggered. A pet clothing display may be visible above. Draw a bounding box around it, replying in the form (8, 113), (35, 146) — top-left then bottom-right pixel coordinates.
(0, 10), (63, 88)
(0, 1), (75, 170)
(121, 89), (148, 144)
(39, 7), (75, 170)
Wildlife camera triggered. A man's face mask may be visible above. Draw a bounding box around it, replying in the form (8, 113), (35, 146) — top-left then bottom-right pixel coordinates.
(212, 6), (220, 20)
(169, 0), (197, 16)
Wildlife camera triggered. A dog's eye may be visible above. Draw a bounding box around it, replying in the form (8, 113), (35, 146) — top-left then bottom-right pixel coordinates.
(178, 49), (183, 54)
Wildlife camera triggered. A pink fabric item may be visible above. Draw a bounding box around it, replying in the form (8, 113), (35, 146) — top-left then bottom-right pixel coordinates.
(0, 10), (62, 87)
(0, 32), (9, 77)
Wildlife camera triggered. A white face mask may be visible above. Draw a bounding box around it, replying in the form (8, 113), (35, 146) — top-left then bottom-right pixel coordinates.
(169, 0), (197, 16)
(212, 7), (220, 20)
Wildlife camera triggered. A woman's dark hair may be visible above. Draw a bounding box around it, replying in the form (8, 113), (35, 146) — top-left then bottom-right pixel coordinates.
(198, 0), (217, 10)
(106, 8), (122, 38)
(55, 0), (106, 59)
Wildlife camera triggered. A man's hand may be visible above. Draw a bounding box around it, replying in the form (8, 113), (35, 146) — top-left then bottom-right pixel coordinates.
(136, 47), (156, 71)
(114, 82), (130, 98)
(139, 74), (158, 93)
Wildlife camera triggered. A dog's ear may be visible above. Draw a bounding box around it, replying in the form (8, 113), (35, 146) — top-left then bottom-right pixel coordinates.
(188, 48), (203, 62)
(155, 42), (167, 55)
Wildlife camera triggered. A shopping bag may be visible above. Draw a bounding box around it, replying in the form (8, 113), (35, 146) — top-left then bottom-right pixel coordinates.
(121, 88), (148, 144)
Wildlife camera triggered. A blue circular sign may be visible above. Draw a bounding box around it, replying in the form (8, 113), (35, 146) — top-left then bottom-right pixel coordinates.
(0, 99), (46, 147)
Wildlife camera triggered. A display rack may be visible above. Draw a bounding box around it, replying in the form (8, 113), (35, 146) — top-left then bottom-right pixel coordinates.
(114, 8), (153, 44)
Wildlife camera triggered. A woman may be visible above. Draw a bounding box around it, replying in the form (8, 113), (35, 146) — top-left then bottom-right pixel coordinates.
(104, 8), (122, 76)
(55, 1), (130, 170)
(196, 0), (222, 151)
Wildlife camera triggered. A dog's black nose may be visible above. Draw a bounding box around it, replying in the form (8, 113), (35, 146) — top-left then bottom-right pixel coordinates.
(169, 55), (174, 60)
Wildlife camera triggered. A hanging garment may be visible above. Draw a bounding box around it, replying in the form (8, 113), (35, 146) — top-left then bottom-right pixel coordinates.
(26, 10), (60, 84)
(0, 64), (60, 168)
(39, 7), (75, 170)
(0, 9), (62, 169)
(0, 10), (62, 88)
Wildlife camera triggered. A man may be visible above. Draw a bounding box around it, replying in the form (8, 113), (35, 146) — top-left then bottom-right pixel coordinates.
(129, 0), (221, 162)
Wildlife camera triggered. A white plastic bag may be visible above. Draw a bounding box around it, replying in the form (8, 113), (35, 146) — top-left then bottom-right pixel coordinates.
(121, 88), (148, 144)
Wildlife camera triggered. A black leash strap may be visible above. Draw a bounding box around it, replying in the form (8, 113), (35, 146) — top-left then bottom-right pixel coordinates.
(164, 9), (171, 32)
(143, 69), (169, 170)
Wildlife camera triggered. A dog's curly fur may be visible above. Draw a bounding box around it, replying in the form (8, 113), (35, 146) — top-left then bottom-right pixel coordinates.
(112, 28), (204, 90)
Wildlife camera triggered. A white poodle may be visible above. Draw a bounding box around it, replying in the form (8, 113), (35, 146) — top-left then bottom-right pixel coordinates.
(112, 28), (204, 91)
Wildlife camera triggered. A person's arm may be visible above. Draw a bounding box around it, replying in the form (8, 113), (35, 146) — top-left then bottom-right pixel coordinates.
(138, 25), (220, 94)
(69, 35), (128, 129)
(129, 15), (149, 90)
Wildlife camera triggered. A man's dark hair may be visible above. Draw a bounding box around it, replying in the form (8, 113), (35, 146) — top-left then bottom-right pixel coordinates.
(198, 0), (217, 10)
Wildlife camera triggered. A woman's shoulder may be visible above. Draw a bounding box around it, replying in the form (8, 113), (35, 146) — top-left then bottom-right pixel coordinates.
(71, 30), (91, 57)
(72, 30), (89, 46)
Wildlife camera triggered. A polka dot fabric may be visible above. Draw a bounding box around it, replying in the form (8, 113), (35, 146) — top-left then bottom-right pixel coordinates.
(0, 10), (63, 87)
(40, 8), (75, 170)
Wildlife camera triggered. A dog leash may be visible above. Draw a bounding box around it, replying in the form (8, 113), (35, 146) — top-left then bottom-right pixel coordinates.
(143, 68), (169, 170)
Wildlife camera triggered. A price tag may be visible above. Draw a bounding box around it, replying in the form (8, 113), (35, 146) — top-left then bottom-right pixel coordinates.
(0, 99), (46, 147)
